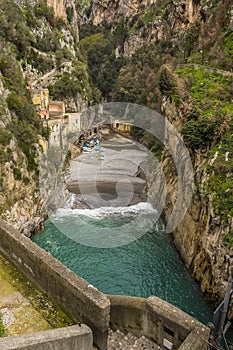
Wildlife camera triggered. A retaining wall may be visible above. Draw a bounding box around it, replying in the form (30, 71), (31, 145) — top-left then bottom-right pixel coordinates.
(0, 325), (92, 350)
(0, 219), (210, 350)
(108, 295), (210, 350)
(0, 220), (110, 350)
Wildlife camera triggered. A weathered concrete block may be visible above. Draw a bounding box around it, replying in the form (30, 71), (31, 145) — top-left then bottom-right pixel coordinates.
(107, 294), (210, 350)
(107, 295), (145, 336)
(0, 325), (92, 350)
(143, 296), (209, 350)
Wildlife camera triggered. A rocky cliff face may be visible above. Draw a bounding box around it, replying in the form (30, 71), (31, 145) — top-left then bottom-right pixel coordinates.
(90, 0), (200, 25)
(152, 96), (233, 304)
(0, 0), (91, 235)
(1, 170), (45, 237)
(90, 0), (155, 25)
(88, 0), (202, 56)
(0, 81), (45, 236)
(47, 0), (78, 25)
(92, 0), (202, 22)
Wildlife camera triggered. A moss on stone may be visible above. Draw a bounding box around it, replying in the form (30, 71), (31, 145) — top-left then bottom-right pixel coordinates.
(0, 315), (4, 337)
(0, 253), (74, 336)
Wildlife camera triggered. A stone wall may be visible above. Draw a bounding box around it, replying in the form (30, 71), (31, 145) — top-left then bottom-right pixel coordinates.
(0, 325), (93, 350)
(157, 96), (232, 306)
(108, 295), (210, 350)
(0, 219), (210, 350)
(0, 220), (110, 350)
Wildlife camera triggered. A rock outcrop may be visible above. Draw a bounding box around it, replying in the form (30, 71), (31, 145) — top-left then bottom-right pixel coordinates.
(47, 0), (78, 25)
(0, 133), (46, 236)
(149, 95), (233, 305)
(89, 0), (202, 56)
(90, 0), (200, 24)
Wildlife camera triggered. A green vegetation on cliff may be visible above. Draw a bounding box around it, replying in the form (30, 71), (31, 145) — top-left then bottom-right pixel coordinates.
(173, 67), (233, 231)
(79, 31), (123, 99)
(0, 0), (61, 175)
(49, 59), (98, 103)
(0, 0), (93, 217)
(113, 43), (161, 107)
(0, 315), (4, 337)
(0, 46), (40, 172)
(177, 67), (233, 150)
(0, 0), (92, 173)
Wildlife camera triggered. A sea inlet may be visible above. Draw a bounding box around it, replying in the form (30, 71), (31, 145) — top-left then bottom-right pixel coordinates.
(33, 135), (213, 325)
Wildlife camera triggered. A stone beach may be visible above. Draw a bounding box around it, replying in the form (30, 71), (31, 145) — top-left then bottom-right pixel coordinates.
(66, 135), (149, 208)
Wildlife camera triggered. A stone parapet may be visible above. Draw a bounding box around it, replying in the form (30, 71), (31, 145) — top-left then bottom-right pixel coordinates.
(108, 295), (210, 350)
(0, 220), (110, 350)
(0, 325), (92, 350)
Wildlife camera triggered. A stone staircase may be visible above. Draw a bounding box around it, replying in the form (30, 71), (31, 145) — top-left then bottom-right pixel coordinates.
(107, 329), (161, 350)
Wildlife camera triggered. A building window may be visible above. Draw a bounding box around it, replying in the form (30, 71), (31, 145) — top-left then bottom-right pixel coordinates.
(163, 326), (174, 337)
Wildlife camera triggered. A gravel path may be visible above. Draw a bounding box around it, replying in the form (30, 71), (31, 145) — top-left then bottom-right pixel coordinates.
(106, 329), (160, 350)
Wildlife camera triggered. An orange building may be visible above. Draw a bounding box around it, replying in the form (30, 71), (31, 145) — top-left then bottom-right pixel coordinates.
(38, 109), (50, 120)
(48, 101), (65, 119)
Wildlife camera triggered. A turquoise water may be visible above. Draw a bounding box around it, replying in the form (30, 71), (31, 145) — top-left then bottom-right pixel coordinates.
(33, 202), (213, 325)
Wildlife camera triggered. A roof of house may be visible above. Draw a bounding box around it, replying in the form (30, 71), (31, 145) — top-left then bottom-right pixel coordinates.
(49, 101), (64, 106)
(49, 111), (63, 116)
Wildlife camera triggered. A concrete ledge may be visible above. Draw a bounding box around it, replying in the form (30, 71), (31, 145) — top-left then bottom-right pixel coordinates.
(178, 329), (209, 350)
(108, 295), (210, 350)
(144, 296), (210, 349)
(0, 325), (93, 350)
(0, 220), (110, 350)
(107, 295), (145, 336)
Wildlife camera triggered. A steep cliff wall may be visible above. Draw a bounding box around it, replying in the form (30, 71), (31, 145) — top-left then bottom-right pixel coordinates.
(90, 0), (156, 25)
(0, 0), (93, 235)
(0, 77), (45, 235)
(88, 0), (201, 56)
(153, 96), (233, 304)
(89, 0), (200, 25)
(47, 0), (78, 26)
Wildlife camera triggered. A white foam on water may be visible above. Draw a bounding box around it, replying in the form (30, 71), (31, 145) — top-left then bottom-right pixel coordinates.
(53, 201), (157, 220)
(50, 199), (160, 248)
(64, 193), (76, 209)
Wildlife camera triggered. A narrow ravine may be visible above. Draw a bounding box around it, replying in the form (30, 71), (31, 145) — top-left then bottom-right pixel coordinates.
(33, 135), (213, 325)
